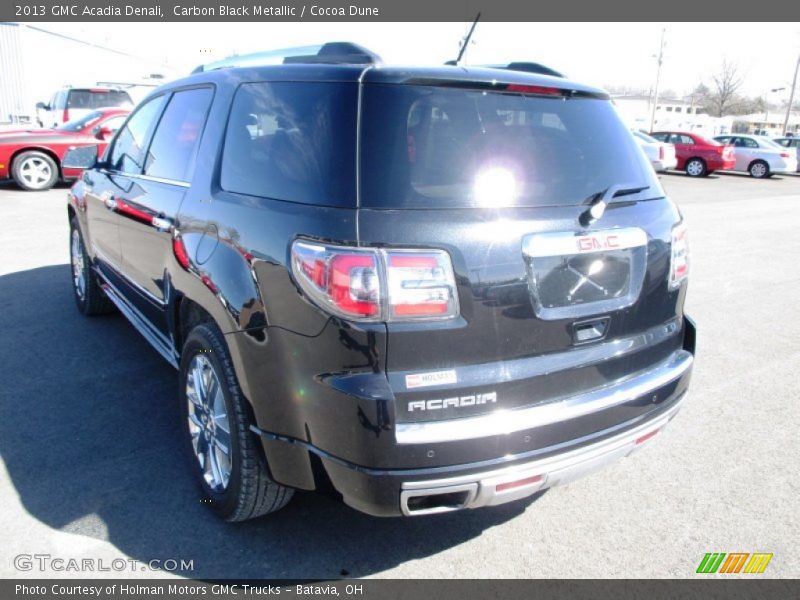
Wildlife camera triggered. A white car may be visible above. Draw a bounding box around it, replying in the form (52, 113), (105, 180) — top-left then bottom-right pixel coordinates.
(713, 134), (798, 178)
(772, 137), (800, 172)
(36, 87), (133, 129)
(632, 130), (677, 172)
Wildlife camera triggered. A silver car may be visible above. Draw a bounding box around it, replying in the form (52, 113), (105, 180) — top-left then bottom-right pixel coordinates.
(713, 134), (799, 178)
(772, 137), (800, 172)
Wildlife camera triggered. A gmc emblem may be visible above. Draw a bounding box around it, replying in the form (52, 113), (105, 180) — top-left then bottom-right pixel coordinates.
(576, 235), (620, 252)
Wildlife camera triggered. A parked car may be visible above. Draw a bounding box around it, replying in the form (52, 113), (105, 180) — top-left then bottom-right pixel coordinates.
(632, 130), (677, 172)
(0, 108), (129, 191)
(36, 87), (133, 129)
(650, 131), (735, 177)
(713, 134), (798, 178)
(64, 42), (695, 520)
(771, 137), (800, 173)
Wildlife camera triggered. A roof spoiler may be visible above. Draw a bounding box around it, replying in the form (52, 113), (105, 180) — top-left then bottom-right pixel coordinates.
(192, 42), (382, 73)
(445, 61), (565, 78)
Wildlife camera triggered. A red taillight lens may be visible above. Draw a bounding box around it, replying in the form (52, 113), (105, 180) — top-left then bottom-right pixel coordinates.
(659, 146), (665, 160)
(329, 254), (380, 317)
(780, 152), (790, 158)
(62, 108), (69, 123)
(386, 252), (458, 319)
(291, 241), (459, 322)
(668, 221), (689, 290)
(172, 235), (190, 270)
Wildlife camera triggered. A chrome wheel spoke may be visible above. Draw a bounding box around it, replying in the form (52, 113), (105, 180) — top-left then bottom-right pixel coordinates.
(186, 353), (232, 492)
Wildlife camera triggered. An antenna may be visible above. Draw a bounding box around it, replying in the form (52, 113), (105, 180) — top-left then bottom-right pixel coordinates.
(454, 12), (481, 66)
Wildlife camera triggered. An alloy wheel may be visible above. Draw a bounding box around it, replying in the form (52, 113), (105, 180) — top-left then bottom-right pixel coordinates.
(71, 229), (86, 300)
(19, 156), (53, 189)
(186, 354), (232, 492)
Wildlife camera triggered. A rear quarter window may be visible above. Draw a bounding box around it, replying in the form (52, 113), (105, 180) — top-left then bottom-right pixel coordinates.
(220, 81), (358, 207)
(360, 84), (656, 209)
(68, 89), (132, 110)
(144, 87), (213, 182)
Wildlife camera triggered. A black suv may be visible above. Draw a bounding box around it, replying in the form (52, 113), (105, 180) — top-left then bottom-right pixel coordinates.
(65, 43), (695, 519)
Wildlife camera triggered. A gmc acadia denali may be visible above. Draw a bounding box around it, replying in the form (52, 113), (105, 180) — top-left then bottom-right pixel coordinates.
(64, 43), (695, 519)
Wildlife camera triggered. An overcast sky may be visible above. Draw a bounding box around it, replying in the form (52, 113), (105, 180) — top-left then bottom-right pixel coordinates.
(32, 22), (800, 100)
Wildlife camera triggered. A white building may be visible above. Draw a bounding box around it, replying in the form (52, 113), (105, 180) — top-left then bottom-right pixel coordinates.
(612, 94), (733, 136)
(732, 112), (800, 136)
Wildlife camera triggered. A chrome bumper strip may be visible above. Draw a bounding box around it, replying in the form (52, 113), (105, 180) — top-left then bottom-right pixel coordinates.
(395, 350), (693, 445)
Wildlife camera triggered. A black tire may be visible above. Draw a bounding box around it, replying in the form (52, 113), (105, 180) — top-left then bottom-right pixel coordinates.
(179, 323), (294, 521)
(749, 160), (769, 178)
(69, 216), (116, 316)
(12, 150), (59, 191)
(685, 158), (707, 177)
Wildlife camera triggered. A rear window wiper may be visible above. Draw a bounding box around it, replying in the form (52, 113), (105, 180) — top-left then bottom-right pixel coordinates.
(579, 184), (650, 227)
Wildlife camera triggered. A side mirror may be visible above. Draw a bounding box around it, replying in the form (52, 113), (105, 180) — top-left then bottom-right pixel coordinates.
(35, 102), (48, 110)
(93, 126), (112, 140)
(63, 145), (99, 170)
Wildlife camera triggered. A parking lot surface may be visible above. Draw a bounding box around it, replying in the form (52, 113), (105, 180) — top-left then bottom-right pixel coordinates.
(0, 171), (798, 579)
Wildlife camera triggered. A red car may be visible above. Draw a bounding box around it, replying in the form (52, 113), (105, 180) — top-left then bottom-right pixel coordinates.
(650, 131), (735, 177)
(0, 108), (129, 191)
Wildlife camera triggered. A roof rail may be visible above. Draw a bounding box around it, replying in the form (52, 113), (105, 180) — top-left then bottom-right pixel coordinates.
(192, 42), (382, 73)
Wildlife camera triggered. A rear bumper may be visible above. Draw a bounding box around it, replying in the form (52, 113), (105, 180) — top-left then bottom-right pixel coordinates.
(653, 157), (678, 172)
(251, 336), (694, 516)
(398, 394), (685, 515)
(710, 157), (736, 171)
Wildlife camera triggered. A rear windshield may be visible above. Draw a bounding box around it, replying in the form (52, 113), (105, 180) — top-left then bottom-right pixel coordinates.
(360, 84), (656, 209)
(67, 89), (132, 110)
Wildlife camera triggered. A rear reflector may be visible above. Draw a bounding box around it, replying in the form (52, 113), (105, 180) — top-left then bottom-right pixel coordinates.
(668, 220), (689, 290)
(635, 429), (660, 445)
(495, 474), (544, 492)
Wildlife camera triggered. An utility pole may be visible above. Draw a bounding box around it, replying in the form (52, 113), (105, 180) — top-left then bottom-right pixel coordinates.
(649, 29), (666, 133)
(784, 52), (800, 135)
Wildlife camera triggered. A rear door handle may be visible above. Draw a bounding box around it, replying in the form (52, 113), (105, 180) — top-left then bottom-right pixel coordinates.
(103, 196), (117, 210)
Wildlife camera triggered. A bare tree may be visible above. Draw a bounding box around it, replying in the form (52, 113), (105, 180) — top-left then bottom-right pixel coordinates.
(707, 59), (744, 117)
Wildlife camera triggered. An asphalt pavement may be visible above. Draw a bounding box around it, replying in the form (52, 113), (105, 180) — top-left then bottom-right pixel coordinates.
(0, 171), (798, 579)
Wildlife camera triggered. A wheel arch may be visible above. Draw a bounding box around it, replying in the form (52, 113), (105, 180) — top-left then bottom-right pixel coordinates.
(10, 146), (63, 179)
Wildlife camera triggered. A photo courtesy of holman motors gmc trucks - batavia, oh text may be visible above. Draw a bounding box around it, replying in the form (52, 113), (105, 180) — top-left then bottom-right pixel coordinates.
(63, 42), (695, 520)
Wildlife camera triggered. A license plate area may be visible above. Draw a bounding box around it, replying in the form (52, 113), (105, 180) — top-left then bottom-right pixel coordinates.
(523, 228), (648, 320)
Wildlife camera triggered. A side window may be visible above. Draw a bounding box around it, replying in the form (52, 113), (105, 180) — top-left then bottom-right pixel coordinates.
(716, 136), (731, 144)
(220, 81), (358, 207)
(740, 137), (758, 148)
(677, 135), (695, 145)
(651, 133), (667, 142)
(108, 96), (167, 174)
(144, 87), (213, 182)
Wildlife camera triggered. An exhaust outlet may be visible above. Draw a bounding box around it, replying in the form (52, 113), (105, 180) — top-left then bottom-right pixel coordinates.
(400, 483), (478, 516)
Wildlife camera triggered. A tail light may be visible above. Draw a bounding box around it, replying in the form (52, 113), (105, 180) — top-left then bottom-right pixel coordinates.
(62, 108), (70, 123)
(659, 146), (665, 160)
(668, 221), (689, 290)
(780, 152), (790, 158)
(291, 241), (459, 322)
(172, 234), (191, 270)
